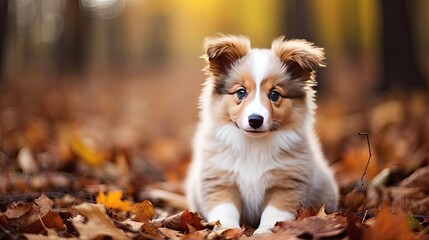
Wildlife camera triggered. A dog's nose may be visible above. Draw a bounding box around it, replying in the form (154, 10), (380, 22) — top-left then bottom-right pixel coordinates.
(248, 114), (264, 129)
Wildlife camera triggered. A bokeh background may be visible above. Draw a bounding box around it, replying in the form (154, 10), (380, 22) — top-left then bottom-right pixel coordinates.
(1, 0), (429, 191)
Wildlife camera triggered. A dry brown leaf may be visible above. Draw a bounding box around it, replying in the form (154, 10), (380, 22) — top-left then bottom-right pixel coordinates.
(295, 204), (316, 220)
(153, 211), (182, 229)
(399, 166), (429, 192)
(220, 227), (245, 238)
(4, 202), (33, 219)
(73, 202), (131, 240)
(131, 200), (155, 223)
(158, 227), (183, 239)
(247, 231), (298, 240)
(363, 204), (415, 240)
(23, 210), (65, 234)
(140, 222), (164, 238)
(34, 193), (54, 216)
(274, 215), (346, 239)
(25, 234), (79, 240)
(182, 229), (210, 240)
(345, 211), (364, 240)
(0, 212), (9, 229)
(408, 197), (429, 215)
(179, 210), (205, 233)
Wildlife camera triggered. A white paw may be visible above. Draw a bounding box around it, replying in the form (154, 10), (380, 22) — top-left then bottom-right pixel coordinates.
(207, 203), (241, 231)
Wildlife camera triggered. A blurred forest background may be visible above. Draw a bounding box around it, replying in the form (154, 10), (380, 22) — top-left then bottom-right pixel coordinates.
(1, 0), (429, 238)
(1, 0), (429, 199)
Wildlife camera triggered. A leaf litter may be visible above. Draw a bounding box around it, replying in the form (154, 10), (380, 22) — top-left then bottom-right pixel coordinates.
(1, 78), (429, 239)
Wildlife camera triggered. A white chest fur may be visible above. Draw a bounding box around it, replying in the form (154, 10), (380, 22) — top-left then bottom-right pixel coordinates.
(211, 123), (302, 223)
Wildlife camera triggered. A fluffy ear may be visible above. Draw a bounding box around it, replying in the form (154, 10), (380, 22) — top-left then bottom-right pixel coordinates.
(203, 35), (251, 78)
(271, 36), (325, 81)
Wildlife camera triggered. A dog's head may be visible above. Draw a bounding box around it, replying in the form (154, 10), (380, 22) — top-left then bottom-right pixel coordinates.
(203, 35), (324, 137)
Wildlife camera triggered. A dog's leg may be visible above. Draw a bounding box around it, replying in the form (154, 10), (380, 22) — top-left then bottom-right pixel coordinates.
(254, 171), (307, 234)
(202, 169), (242, 230)
(254, 205), (294, 234)
(207, 202), (241, 229)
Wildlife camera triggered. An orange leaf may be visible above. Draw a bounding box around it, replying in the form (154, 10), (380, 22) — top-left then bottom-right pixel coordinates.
(363, 204), (415, 240)
(96, 191), (131, 212)
(130, 200), (155, 223)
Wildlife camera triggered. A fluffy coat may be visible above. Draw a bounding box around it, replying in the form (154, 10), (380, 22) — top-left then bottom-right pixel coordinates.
(186, 35), (338, 234)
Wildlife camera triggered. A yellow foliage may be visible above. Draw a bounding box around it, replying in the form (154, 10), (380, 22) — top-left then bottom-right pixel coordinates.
(70, 135), (104, 166)
(96, 191), (131, 212)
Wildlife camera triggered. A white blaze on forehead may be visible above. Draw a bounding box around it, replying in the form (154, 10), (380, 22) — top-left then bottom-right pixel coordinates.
(241, 49), (270, 129)
(250, 49), (270, 84)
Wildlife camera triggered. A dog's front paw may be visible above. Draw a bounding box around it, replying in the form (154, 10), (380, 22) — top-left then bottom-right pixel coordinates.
(253, 225), (273, 235)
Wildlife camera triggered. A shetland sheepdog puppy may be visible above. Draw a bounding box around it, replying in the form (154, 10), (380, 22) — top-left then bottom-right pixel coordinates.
(186, 35), (338, 234)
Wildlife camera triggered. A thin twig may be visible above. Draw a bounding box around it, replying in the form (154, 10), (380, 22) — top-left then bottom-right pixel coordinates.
(361, 210), (368, 224)
(357, 132), (372, 187)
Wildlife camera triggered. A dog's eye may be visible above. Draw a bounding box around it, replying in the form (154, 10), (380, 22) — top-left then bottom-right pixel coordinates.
(269, 90), (281, 102)
(236, 89), (247, 100)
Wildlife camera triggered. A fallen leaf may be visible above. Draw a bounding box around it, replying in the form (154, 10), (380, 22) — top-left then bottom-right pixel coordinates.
(179, 210), (205, 233)
(274, 215), (346, 239)
(295, 204), (316, 220)
(153, 211), (182, 230)
(345, 211), (364, 240)
(140, 222), (164, 238)
(70, 134), (104, 166)
(363, 204), (414, 240)
(34, 193), (54, 216)
(23, 210), (65, 234)
(96, 190), (132, 212)
(220, 227), (245, 238)
(73, 202), (130, 240)
(337, 143), (380, 181)
(399, 166), (429, 192)
(158, 227), (183, 239)
(316, 204), (328, 218)
(183, 229), (210, 240)
(130, 200), (155, 222)
(153, 210), (207, 233)
(5, 202), (33, 219)
(25, 234), (79, 240)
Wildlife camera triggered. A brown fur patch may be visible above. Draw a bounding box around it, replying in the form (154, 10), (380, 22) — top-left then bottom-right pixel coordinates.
(203, 35), (251, 94)
(271, 36), (325, 82)
(263, 168), (311, 213)
(201, 167), (242, 213)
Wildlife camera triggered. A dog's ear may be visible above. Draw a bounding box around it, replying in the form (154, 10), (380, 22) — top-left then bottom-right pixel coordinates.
(271, 36), (325, 81)
(203, 35), (251, 78)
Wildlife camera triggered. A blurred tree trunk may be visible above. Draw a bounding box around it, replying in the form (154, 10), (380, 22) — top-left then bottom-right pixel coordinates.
(55, 0), (85, 73)
(285, 0), (314, 41)
(0, 0), (8, 80)
(380, 0), (426, 90)
(283, 0), (329, 92)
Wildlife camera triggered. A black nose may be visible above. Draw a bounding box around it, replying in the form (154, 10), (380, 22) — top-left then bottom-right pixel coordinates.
(248, 114), (264, 129)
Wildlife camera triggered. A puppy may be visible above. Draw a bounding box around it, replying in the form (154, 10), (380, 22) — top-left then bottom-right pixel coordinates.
(186, 35), (338, 234)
